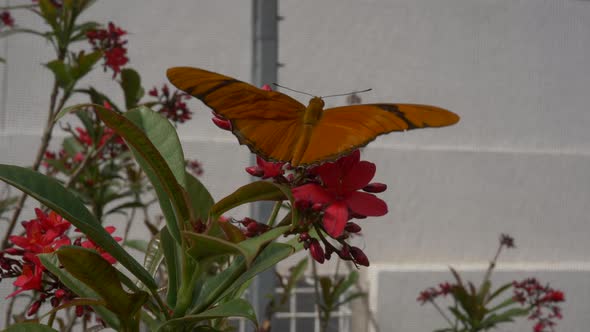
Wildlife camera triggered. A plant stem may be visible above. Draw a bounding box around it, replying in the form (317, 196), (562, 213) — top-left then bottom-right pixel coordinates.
(266, 201), (282, 227)
(1, 82), (70, 249)
(311, 260), (326, 332)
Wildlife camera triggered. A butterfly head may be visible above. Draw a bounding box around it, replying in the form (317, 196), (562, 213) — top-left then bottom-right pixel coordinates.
(304, 97), (326, 125)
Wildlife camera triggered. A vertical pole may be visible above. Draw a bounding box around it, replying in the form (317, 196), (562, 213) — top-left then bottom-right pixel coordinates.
(249, 0), (279, 331)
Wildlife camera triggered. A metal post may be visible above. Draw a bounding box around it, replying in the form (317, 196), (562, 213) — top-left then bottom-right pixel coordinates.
(249, 0), (279, 331)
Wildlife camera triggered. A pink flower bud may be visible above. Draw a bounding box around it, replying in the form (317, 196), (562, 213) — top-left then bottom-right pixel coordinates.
(148, 87), (158, 97)
(337, 245), (351, 260)
(27, 301), (42, 316)
(344, 222), (362, 233)
(211, 116), (232, 131)
(363, 182), (387, 193)
(309, 239), (325, 264)
(245, 166), (264, 177)
(350, 246), (370, 266)
(75, 305), (85, 317)
(261, 84), (272, 91)
(55, 289), (66, 299)
(51, 297), (60, 307)
(299, 232), (310, 242)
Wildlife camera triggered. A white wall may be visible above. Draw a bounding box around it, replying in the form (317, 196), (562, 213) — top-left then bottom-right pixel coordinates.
(1, 0), (589, 330)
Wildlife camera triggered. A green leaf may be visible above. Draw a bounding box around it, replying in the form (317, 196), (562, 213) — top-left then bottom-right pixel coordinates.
(38, 0), (59, 30)
(486, 281), (514, 305)
(280, 257), (308, 304)
(157, 299), (257, 331)
(45, 60), (73, 90)
(57, 247), (149, 319)
(332, 271), (359, 301)
(161, 227), (181, 307)
(193, 242), (294, 314)
(125, 106), (187, 189)
(62, 136), (84, 156)
(184, 232), (248, 262)
(121, 68), (144, 109)
(218, 242), (295, 301)
(143, 236), (164, 277)
(186, 225), (290, 266)
(210, 181), (288, 218)
(0, 164), (157, 290)
(72, 50), (102, 80)
(3, 323), (59, 332)
(38, 253), (119, 329)
(185, 172), (214, 222)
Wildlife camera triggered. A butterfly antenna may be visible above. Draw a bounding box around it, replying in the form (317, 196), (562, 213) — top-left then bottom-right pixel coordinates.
(321, 88), (372, 99)
(273, 83), (315, 97)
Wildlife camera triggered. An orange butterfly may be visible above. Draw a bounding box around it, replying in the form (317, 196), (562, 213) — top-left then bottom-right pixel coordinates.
(166, 67), (459, 167)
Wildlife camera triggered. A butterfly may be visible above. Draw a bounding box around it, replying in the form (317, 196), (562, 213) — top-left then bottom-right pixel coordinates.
(166, 67), (460, 167)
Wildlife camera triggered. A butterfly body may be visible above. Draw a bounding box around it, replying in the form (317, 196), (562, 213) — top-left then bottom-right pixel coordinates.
(167, 67), (460, 167)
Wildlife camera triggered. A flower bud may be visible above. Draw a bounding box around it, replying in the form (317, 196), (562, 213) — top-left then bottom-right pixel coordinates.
(76, 305), (85, 317)
(363, 182), (387, 193)
(51, 296), (60, 307)
(245, 166), (264, 177)
(344, 222), (362, 233)
(55, 288), (66, 299)
(350, 246), (370, 266)
(337, 245), (351, 260)
(211, 116), (232, 131)
(299, 232), (310, 242)
(27, 301), (42, 316)
(308, 239), (325, 264)
(261, 84), (272, 91)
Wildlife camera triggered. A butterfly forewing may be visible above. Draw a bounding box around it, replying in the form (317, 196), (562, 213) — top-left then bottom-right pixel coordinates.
(297, 104), (459, 165)
(167, 67), (307, 161)
(166, 67), (306, 120)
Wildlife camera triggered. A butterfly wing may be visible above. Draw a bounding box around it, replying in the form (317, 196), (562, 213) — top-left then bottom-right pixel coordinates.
(297, 104), (460, 165)
(167, 67), (306, 161)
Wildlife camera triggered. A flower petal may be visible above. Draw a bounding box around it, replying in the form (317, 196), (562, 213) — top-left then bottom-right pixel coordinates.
(342, 161), (376, 192)
(345, 191), (388, 217)
(292, 184), (334, 205)
(323, 201), (349, 237)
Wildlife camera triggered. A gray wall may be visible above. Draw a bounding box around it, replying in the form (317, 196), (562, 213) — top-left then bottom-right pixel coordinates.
(1, 0), (589, 330)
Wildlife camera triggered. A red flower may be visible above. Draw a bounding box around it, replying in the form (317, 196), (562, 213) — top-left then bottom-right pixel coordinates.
(292, 150), (387, 237)
(9, 210), (71, 254)
(246, 156), (285, 179)
(86, 22), (128, 77)
(1, 11), (14, 28)
(543, 291), (565, 303)
(80, 226), (122, 264)
(149, 84), (193, 124)
(8, 263), (43, 298)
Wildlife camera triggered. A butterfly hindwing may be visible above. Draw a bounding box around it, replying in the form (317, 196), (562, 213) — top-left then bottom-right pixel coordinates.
(297, 104), (459, 165)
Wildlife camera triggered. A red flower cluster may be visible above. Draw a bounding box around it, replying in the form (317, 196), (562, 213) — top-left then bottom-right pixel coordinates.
(148, 84), (193, 124)
(417, 282), (454, 304)
(86, 22), (129, 77)
(3, 209), (71, 297)
(292, 150), (388, 238)
(1, 209), (122, 308)
(0, 11), (14, 28)
(513, 278), (565, 332)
